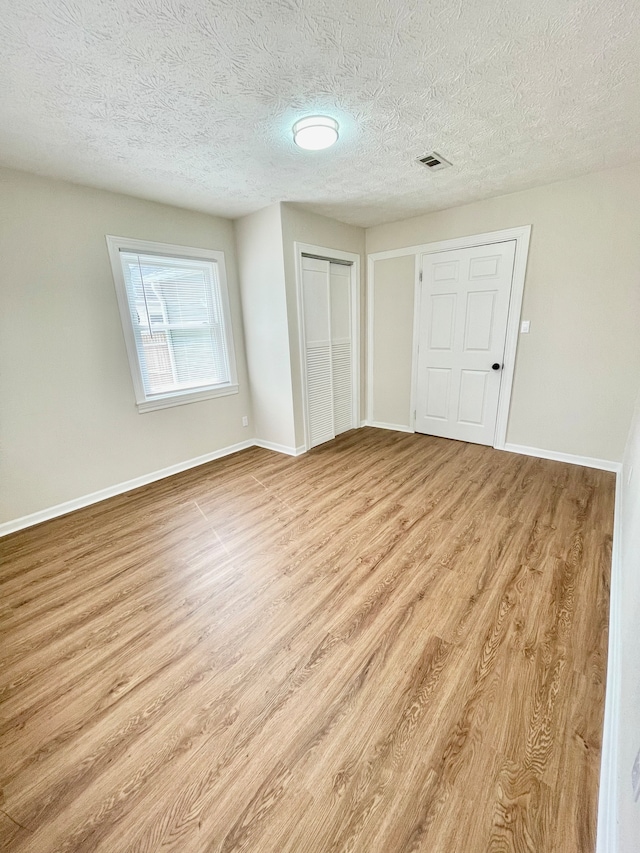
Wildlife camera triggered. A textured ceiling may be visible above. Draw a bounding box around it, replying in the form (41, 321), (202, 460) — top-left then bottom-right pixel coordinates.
(1, 0), (640, 227)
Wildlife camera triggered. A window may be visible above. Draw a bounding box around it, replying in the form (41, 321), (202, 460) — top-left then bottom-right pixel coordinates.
(107, 237), (238, 412)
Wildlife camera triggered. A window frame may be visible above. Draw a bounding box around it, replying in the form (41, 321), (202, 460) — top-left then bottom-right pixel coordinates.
(106, 235), (239, 412)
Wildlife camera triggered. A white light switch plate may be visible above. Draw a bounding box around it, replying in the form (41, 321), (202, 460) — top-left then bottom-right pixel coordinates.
(520, 320), (530, 334)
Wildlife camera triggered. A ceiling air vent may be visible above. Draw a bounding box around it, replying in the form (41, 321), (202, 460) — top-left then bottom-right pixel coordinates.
(417, 152), (452, 171)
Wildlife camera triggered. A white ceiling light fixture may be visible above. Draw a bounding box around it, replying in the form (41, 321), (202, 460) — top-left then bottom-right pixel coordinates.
(293, 115), (339, 150)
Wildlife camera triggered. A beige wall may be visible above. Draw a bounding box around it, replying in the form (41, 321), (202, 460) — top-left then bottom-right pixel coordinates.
(235, 202), (364, 452)
(0, 167), (252, 524)
(280, 203), (366, 446)
(366, 163), (640, 462)
(617, 386), (640, 851)
(235, 204), (297, 451)
(370, 255), (415, 426)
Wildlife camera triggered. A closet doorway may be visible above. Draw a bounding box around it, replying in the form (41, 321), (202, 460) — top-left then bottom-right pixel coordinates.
(295, 243), (360, 450)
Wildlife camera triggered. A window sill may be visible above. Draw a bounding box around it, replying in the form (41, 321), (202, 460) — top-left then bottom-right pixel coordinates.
(137, 384), (239, 413)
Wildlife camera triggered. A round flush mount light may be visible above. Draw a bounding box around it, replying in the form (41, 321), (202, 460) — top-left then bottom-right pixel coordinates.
(292, 115), (339, 150)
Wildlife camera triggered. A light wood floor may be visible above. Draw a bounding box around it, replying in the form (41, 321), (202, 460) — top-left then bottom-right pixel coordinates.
(0, 429), (614, 853)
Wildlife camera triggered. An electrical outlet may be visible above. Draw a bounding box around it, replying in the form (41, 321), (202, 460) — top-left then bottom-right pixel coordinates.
(242, 416), (249, 427)
(520, 320), (530, 334)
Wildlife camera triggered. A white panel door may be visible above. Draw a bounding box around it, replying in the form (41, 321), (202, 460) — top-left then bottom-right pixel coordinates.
(301, 257), (356, 448)
(415, 240), (516, 445)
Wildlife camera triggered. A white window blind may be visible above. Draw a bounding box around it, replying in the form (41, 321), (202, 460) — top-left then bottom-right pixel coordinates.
(107, 238), (238, 412)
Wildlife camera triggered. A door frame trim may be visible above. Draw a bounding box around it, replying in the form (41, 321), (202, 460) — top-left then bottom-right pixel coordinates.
(294, 242), (361, 452)
(367, 225), (531, 449)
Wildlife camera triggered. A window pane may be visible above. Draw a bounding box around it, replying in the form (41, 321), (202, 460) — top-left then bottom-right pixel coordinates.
(139, 330), (174, 393)
(170, 328), (227, 388)
(119, 251), (231, 397)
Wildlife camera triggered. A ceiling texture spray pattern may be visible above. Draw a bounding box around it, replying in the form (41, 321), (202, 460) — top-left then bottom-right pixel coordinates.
(1, 0), (640, 226)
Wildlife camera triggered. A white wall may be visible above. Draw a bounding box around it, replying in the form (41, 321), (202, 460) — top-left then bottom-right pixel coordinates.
(366, 163), (640, 462)
(235, 204), (297, 451)
(615, 387), (640, 851)
(0, 167), (252, 526)
(280, 203), (366, 446)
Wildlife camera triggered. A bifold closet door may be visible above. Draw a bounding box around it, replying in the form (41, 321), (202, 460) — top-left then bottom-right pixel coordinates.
(302, 257), (334, 447)
(301, 257), (354, 448)
(329, 262), (353, 436)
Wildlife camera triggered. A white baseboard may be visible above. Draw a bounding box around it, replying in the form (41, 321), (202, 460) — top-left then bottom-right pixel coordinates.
(596, 468), (622, 853)
(503, 442), (621, 473)
(0, 435), (317, 537)
(0, 439), (257, 538)
(254, 440), (306, 457)
(364, 420), (414, 434)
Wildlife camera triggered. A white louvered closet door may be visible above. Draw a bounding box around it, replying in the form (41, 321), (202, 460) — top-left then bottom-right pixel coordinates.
(329, 263), (353, 436)
(301, 257), (354, 448)
(302, 257), (334, 447)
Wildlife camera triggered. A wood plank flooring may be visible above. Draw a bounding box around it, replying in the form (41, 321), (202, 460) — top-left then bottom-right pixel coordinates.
(0, 428), (614, 852)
